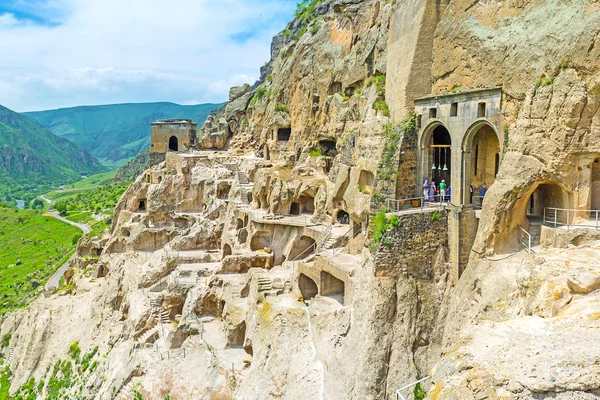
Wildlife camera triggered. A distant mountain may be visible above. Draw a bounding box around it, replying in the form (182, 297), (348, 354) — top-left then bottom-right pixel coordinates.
(25, 102), (223, 167)
(0, 105), (100, 191)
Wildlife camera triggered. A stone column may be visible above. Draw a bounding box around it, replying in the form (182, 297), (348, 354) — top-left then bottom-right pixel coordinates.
(462, 150), (472, 205)
(451, 145), (462, 204)
(417, 145), (430, 196)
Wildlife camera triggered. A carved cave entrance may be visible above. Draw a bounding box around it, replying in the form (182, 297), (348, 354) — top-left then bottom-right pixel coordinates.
(250, 231), (272, 251)
(169, 136), (179, 152)
(223, 243), (232, 257)
(290, 202), (300, 216)
(318, 139), (337, 157)
(299, 274), (318, 301)
(299, 196), (315, 215)
(138, 200), (146, 212)
(337, 209), (350, 224)
(277, 128), (291, 141)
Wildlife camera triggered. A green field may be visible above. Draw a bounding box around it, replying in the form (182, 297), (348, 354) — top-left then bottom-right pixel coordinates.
(0, 208), (80, 314)
(44, 170), (117, 202)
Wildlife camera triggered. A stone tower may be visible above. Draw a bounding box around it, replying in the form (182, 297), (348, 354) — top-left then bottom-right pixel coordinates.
(150, 119), (197, 166)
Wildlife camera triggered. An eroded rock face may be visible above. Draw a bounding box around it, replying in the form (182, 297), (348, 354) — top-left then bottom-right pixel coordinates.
(2, 1), (600, 399)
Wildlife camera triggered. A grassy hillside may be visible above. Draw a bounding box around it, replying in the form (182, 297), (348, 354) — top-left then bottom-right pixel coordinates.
(114, 148), (149, 182)
(26, 102), (223, 166)
(53, 181), (129, 213)
(0, 105), (101, 194)
(0, 208), (80, 314)
(44, 170), (117, 202)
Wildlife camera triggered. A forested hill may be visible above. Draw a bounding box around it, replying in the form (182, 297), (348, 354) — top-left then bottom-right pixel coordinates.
(0, 105), (100, 191)
(25, 102), (223, 167)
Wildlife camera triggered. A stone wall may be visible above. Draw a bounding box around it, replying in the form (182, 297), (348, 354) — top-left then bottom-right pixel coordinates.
(374, 210), (449, 280)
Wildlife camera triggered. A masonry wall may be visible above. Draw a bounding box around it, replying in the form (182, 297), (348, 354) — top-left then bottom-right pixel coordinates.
(374, 210), (449, 279)
(150, 122), (197, 166)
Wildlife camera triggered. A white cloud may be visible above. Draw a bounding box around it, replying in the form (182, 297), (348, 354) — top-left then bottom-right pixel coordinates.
(0, 0), (295, 111)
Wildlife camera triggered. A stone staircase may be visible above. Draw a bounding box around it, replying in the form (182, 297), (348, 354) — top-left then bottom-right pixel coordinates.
(256, 276), (273, 293)
(237, 170), (249, 185)
(137, 326), (160, 345)
(321, 234), (337, 251)
(147, 275), (170, 292)
(239, 187), (251, 205)
(529, 217), (543, 247)
(6, 346), (15, 366)
(150, 299), (170, 324)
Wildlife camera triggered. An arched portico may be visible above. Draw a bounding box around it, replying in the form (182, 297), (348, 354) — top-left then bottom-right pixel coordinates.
(461, 119), (502, 206)
(418, 120), (457, 202)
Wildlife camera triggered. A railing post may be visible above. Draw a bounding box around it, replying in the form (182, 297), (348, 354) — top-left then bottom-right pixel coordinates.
(554, 209), (557, 228)
(567, 209), (570, 230)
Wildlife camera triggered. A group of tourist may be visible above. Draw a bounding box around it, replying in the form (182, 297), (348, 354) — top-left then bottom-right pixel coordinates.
(423, 180), (488, 205)
(422, 179), (451, 203)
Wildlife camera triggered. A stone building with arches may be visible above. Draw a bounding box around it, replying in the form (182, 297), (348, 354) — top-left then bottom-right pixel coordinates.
(150, 119), (198, 166)
(415, 87), (503, 205)
(412, 88), (504, 277)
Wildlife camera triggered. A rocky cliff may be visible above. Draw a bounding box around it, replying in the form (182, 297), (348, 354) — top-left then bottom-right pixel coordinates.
(1, 1), (600, 399)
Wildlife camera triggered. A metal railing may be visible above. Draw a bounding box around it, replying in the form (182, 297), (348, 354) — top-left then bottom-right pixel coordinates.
(518, 225), (532, 254)
(385, 196), (447, 213)
(328, 225), (364, 257)
(396, 376), (430, 400)
(543, 207), (600, 230)
(290, 226), (332, 270)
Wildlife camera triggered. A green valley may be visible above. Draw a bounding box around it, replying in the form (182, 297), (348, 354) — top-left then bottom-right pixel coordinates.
(0, 105), (101, 196)
(0, 208), (81, 314)
(26, 102), (223, 167)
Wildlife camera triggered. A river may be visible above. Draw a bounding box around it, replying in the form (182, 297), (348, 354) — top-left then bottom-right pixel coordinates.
(16, 199), (25, 209)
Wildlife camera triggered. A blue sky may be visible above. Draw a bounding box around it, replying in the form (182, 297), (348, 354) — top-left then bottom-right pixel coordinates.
(0, 0), (296, 111)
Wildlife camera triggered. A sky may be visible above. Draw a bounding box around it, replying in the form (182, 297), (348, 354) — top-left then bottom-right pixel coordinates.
(0, 0), (296, 111)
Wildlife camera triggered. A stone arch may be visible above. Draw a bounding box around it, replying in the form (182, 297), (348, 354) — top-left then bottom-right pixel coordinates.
(288, 235), (316, 260)
(462, 120), (501, 206)
(419, 121), (452, 199)
(299, 274), (318, 301)
(223, 243), (232, 257)
(462, 119), (501, 154)
(499, 180), (572, 250)
(168, 136), (179, 152)
(419, 120), (449, 150)
(250, 231), (271, 251)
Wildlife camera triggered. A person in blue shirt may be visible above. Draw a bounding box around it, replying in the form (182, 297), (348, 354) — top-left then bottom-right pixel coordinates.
(479, 185), (487, 206)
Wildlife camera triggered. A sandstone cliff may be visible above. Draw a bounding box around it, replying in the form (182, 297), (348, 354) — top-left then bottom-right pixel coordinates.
(1, 1), (600, 399)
